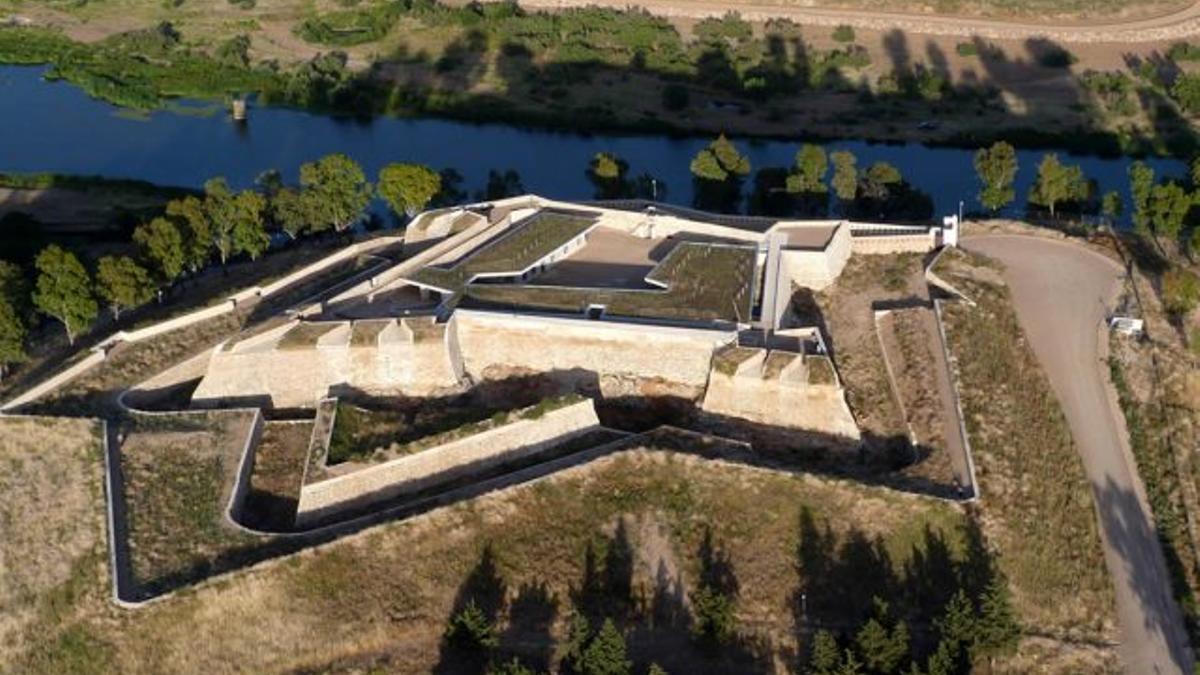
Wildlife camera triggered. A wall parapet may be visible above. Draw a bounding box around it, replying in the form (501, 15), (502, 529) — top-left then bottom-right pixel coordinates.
(294, 399), (602, 527)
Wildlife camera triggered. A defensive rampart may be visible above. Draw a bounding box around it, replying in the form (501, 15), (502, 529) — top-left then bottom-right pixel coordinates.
(191, 317), (465, 408)
(701, 348), (860, 441)
(294, 398), (602, 527)
(454, 309), (735, 395)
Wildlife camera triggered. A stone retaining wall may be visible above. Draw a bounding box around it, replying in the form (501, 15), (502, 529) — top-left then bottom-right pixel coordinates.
(294, 399), (602, 527)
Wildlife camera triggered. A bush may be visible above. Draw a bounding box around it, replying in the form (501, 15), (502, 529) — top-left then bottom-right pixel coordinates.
(1168, 42), (1200, 62)
(1163, 267), (1200, 316)
(955, 42), (977, 57)
(832, 25), (855, 43)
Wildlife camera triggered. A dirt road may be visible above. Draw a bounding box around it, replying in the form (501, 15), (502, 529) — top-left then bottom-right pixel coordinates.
(523, 0), (1200, 42)
(964, 234), (1193, 675)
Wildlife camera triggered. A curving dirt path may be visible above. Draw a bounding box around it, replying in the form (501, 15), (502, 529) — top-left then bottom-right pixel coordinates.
(964, 234), (1193, 675)
(523, 0), (1200, 42)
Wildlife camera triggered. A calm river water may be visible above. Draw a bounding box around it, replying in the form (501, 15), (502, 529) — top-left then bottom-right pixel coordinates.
(0, 65), (1187, 224)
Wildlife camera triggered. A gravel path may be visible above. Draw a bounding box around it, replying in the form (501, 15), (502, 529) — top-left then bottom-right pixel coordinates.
(523, 0), (1200, 42)
(964, 234), (1193, 675)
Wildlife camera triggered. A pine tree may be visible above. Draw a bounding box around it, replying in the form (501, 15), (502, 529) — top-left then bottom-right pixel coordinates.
(32, 245), (97, 345)
(836, 649), (864, 675)
(810, 629), (842, 675)
(855, 598), (909, 674)
(578, 619), (631, 675)
(973, 576), (1020, 665)
(444, 600), (499, 653)
(690, 583), (737, 646)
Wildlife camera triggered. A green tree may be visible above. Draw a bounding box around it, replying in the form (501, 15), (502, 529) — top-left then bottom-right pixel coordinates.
(204, 179), (268, 263)
(1163, 268), (1200, 315)
(133, 217), (186, 283)
(973, 575), (1021, 666)
(836, 650), (864, 675)
(591, 152), (625, 181)
(1129, 161), (1155, 234)
(588, 152), (631, 199)
(231, 190), (269, 260)
(32, 245), (97, 345)
(831, 150), (858, 202)
(300, 153), (371, 232)
(377, 163), (442, 218)
(690, 583), (737, 646)
(786, 144), (829, 195)
(922, 640), (957, 675)
(577, 619), (631, 675)
(973, 141), (1018, 212)
(855, 598), (909, 673)
(647, 664), (668, 675)
(444, 600), (498, 653)
(270, 187), (313, 240)
(690, 134), (751, 182)
(0, 261), (29, 379)
(563, 613), (592, 668)
(203, 178), (239, 264)
(1171, 72), (1200, 114)
(832, 24), (855, 42)
(95, 255), (154, 320)
(810, 629), (842, 675)
(1149, 182), (1191, 242)
(166, 195), (214, 272)
(1028, 153), (1087, 217)
(1101, 191), (1123, 226)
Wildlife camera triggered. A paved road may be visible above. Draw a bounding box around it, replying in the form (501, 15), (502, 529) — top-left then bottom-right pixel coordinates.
(523, 0), (1200, 42)
(964, 235), (1193, 675)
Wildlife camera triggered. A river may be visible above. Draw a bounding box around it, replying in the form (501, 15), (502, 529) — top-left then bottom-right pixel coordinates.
(0, 65), (1187, 225)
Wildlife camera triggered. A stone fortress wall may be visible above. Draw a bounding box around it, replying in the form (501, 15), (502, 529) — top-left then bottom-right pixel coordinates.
(701, 346), (860, 441)
(294, 398), (602, 527)
(191, 316), (465, 408)
(454, 309), (734, 395)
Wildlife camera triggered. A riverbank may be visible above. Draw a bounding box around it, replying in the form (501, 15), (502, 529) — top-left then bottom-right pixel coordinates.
(2, 0), (1199, 157)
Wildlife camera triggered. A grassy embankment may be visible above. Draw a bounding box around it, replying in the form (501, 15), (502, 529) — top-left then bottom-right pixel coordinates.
(1106, 237), (1200, 647)
(5, 422), (1013, 673)
(935, 247), (1117, 644)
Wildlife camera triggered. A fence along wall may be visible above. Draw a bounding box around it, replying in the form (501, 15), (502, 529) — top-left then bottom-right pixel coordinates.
(294, 399), (602, 527)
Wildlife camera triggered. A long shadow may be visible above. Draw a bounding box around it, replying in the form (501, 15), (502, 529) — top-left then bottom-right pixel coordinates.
(1093, 475), (1196, 673)
(434, 544), (508, 675)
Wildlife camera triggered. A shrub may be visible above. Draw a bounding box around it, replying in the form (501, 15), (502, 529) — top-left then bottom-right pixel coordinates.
(832, 25), (855, 43)
(1163, 267), (1200, 316)
(1168, 42), (1200, 62)
(955, 42), (977, 57)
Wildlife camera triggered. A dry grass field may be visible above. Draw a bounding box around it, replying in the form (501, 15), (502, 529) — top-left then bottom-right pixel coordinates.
(0, 416), (107, 673)
(936, 247), (1117, 648)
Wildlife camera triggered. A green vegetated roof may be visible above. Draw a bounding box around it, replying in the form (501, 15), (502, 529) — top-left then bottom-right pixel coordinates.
(465, 241), (757, 324)
(409, 209), (598, 292)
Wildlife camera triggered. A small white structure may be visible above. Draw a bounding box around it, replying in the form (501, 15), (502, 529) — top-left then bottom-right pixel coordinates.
(1109, 316), (1144, 337)
(941, 215), (960, 247)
